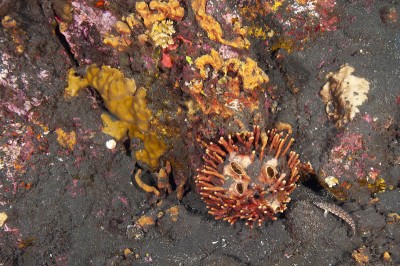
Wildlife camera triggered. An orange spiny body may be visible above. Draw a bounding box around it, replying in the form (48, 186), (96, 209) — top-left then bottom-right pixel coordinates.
(196, 126), (301, 227)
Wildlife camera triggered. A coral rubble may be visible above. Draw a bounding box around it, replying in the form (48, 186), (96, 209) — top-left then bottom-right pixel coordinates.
(196, 126), (301, 227)
(239, 0), (338, 53)
(320, 64), (370, 127)
(65, 65), (167, 169)
(318, 130), (385, 201)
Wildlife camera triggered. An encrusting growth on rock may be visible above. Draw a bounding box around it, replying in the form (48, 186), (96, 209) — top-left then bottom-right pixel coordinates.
(196, 126), (302, 227)
(187, 49), (269, 117)
(149, 19), (175, 48)
(320, 64), (370, 127)
(192, 0), (250, 49)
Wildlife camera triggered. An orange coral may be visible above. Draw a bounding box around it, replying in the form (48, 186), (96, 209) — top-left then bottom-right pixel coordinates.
(134, 161), (186, 200)
(187, 49), (268, 117)
(194, 49), (223, 79)
(136, 0), (184, 28)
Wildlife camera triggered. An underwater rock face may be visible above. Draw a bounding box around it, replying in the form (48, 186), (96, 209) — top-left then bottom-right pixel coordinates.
(196, 126), (301, 227)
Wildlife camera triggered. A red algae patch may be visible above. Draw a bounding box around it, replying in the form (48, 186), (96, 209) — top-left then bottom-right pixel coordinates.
(196, 126), (302, 227)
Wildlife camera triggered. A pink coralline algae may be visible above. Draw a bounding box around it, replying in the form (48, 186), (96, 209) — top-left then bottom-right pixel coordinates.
(0, 53), (48, 196)
(319, 130), (384, 199)
(255, 0), (339, 52)
(59, 0), (118, 64)
(285, 0), (339, 39)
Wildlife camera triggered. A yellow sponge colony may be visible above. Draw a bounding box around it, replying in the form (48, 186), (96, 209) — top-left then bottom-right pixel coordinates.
(65, 65), (167, 169)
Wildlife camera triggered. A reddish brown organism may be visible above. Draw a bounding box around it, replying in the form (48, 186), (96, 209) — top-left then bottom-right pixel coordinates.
(196, 126), (301, 227)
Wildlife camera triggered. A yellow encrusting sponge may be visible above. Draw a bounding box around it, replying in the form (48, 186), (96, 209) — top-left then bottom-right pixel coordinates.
(65, 65), (167, 169)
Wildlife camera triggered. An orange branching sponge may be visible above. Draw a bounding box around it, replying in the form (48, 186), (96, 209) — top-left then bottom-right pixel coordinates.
(133, 160), (186, 199)
(188, 49), (268, 117)
(136, 0), (184, 28)
(196, 126), (301, 227)
(135, 169), (161, 197)
(194, 49), (269, 91)
(191, 0), (250, 49)
(194, 49), (223, 79)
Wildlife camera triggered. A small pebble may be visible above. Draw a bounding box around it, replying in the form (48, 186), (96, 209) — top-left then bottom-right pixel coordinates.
(106, 139), (116, 149)
(0, 212), (8, 227)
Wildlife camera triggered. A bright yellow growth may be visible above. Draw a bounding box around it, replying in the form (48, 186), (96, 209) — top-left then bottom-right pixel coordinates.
(103, 16), (137, 51)
(138, 215), (155, 226)
(195, 49), (269, 91)
(125, 13), (140, 29)
(223, 58), (269, 91)
(55, 128), (76, 150)
(246, 25), (268, 40)
(194, 49), (223, 79)
(189, 49), (269, 117)
(191, 0), (250, 49)
(1, 15), (26, 54)
(166, 206), (180, 222)
(134, 169), (160, 196)
(0, 212), (8, 227)
(114, 21), (131, 34)
(65, 65), (167, 169)
(103, 34), (132, 51)
(149, 19), (175, 48)
(271, 0), (285, 11)
(136, 0), (184, 28)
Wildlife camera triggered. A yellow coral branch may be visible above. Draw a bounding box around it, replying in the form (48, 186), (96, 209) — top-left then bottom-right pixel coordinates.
(191, 0), (250, 49)
(134, 169), (160, 196)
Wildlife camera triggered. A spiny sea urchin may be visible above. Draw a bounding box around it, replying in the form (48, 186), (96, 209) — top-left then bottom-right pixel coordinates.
(196, 126), (301, 227)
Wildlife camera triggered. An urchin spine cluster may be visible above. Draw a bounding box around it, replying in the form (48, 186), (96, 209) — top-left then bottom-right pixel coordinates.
(196, 126), (301, 227)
